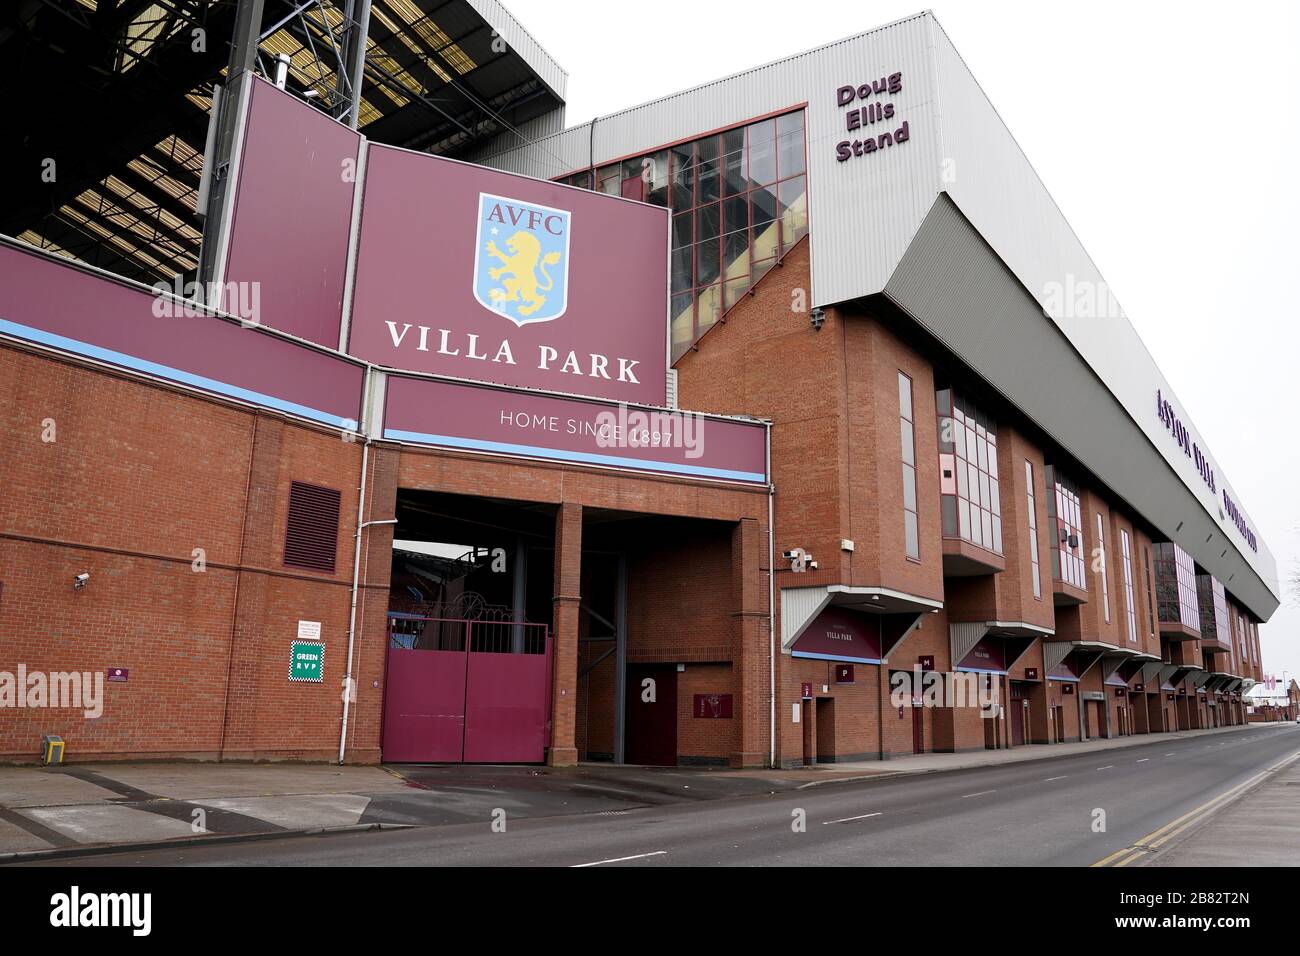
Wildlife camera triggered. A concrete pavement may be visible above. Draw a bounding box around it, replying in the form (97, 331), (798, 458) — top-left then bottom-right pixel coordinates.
(0, 721), (1287, 861)
(1149, 749), (1300, 867)
(15, 724), (1297, 867)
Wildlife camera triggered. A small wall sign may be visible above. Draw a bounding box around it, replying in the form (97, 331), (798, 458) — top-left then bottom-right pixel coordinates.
(694, 694), (733, 718)
(289, 641), (324, 682)
(800, 682), (813, 700)
(1024, 667), (1038, 681)
(834, 664), (855, 684)
(106, 668), (128, 682)
(297, 620), (322, 641)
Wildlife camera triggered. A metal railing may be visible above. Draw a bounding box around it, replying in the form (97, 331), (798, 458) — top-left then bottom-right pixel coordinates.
(388, 614), (548, 655)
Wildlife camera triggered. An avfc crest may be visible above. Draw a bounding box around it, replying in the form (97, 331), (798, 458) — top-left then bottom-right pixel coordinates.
(473, 192), (571, 326)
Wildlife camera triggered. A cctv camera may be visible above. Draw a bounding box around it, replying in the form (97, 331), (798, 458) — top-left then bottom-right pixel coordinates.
(73, 573), (89, 589)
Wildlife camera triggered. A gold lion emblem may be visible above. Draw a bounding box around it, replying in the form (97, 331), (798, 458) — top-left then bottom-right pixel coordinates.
(484, 230), (563, 317)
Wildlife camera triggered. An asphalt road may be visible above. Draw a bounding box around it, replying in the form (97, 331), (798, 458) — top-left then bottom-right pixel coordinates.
(21, 725), (1300, 867)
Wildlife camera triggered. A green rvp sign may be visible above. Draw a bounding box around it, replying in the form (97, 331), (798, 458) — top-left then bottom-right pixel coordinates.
(289, 641), (324, 683)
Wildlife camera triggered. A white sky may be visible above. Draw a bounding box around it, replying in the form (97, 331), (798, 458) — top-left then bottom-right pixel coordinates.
(504, 0), (1300, 684)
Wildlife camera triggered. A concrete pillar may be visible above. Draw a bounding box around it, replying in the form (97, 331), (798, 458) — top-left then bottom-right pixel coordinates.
(549, 502), (582, 767)
(730, 517), (767, 768)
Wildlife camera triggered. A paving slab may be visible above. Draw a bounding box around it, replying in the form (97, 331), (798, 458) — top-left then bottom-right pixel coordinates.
(65, 762), (405, 801)
(21, 804), (196, 845)
(0, 816), (54, 854)
(194, 793), (371, 829)
(0, 768), (124, 808)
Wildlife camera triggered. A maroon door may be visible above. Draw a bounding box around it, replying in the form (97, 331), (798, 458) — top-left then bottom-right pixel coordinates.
(462, 649), (551, 763)
(911, 701), (923, 754)
(625, 663), (678, 766)
(382, 620), (551, 763)
(382, 648), (467, 762)
(1010, 698), (1025, 746)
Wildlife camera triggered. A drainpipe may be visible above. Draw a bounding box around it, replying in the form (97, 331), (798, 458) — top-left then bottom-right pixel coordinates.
(338, 369), (397, 765)
(766, 421), (776, 768)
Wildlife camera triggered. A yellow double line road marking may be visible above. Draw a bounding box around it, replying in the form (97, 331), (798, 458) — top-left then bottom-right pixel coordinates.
(1093, 749), (1300, 868)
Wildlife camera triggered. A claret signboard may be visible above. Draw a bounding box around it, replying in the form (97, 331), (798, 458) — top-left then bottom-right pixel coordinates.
(348, 145), (670, 406)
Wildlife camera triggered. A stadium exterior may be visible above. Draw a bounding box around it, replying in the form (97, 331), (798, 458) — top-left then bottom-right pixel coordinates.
(0, 5), (1279, 767)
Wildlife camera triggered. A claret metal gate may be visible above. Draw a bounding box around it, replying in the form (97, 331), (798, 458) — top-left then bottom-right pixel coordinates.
(382, 613), (552, 763)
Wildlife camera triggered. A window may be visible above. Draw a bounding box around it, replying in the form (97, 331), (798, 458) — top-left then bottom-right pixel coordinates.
(899, 372), (919, 560)
(936, 386), (1001, 553)
(1152, 541), (1200, 631)
(558, 111), (808, 362)
(1144, 546), (1156, 637)
(1025, 461), (1041, 599)
(1197, 575), (1231, 645)
(284, 481), (341, 573)
(1120, 529), (1137, 643)
(1044, 466), (1085, 590)
(1095, 514), (1111, 624)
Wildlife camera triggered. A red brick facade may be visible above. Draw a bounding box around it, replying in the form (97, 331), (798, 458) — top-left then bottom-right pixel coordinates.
(0, 234), (1261, 766)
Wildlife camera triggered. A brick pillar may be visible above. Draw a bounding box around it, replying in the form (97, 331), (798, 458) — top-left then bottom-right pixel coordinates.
(549, 502), (582, 767)
(1028, 681), (1050, 743)
(344, 445), (397, 764)
(877, 662), (892, 760)
(730, 517), (767, 768)
(219, 413), (284, 758)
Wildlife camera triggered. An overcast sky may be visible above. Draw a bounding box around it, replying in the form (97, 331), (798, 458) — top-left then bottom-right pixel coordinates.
(503, 0), (1300, 684)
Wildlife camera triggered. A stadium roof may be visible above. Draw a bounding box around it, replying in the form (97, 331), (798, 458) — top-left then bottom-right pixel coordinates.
(0, 0), (566, 285)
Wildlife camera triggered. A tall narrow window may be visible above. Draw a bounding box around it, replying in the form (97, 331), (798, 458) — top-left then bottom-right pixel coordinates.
(899, 372), (919, 560)
(1044, 466), (1085, 590)
(1025, 460), (1041, 599)
(1095, 513), (1111, 624)
(1152, 541), (1200, 631)
(1143, 546), (1156, 637)
(935, 386), (1000, 553)
(1120, 529), (1137, 643)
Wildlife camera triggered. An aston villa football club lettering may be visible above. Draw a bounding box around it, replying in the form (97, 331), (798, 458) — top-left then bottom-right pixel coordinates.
(474, 193), (570, 326)
(1156, 388), (1258, 552)
(834, 71), (911, 162)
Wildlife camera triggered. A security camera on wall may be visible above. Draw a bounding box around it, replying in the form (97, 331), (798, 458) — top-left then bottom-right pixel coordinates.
(783, 548), (815, 572)
(73, 572), (89, 590)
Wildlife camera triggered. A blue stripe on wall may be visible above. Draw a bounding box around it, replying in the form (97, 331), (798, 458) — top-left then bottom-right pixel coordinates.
(0, 318), (355, 428)
(384, 427), (767, 483)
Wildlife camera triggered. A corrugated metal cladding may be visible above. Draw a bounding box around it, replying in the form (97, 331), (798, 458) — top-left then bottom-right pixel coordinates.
(781, 586), (833, 648)
(949, 622), (989, 667)
(467, 0), (568, 100)
(284, 481), (342, 573)
(467, 10), (1276, 609)
(884, 196), (1278, 621)
(927, 22), (1275, 603)
(469, 13), (942, 305)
